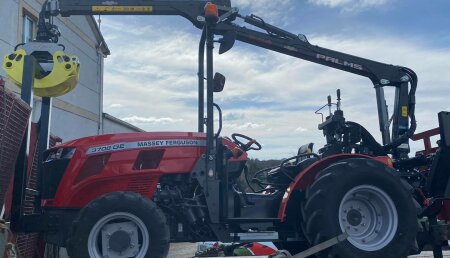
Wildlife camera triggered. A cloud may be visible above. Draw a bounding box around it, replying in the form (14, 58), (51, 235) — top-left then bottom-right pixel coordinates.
(307, 0), (389, 11)
(223, 112), (246, 121)
(100, 15), (450, 159)
(108, 103), (123, 108)
(224, 122), (265, 130)
(122, 115), (184, 124)
(233, 0), (294, 22)
(295, 126), (308, 132)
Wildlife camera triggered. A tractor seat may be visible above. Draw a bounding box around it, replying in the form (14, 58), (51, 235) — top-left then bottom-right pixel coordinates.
(283, 156), (318, 179)
(297, 142), (314, 162)
(283, 142), (317, 176)
(270, 143), (318, 184)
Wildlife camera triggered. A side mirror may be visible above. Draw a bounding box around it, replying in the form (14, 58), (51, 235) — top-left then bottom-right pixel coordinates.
(219, 31), (236, 54)
(213, 72), (226, 92)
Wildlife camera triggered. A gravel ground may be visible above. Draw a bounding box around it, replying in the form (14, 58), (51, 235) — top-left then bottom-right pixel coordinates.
(167, 243), (450, 258)
(410, 252), (450, 258)
(168, 243), (198, 258)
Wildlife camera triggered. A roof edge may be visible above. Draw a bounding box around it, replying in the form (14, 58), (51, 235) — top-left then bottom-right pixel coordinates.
(87, 16), (111, 56)
(103, 113), (145, 132)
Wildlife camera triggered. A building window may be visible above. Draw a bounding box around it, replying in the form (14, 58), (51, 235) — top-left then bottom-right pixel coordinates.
(23, 15), (36, 43)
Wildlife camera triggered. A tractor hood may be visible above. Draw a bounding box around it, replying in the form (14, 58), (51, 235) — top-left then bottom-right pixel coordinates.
(51, 131), (207, 153)
(41, 131), (247, 209)
(47, 131), (247, 162)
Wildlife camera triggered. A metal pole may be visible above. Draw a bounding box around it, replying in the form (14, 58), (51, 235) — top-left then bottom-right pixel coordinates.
(206, 25), (215, 164)
(429, 216), (444, 258)
(204, 22), (221, 223)
(375, 86), (390, 145)
(391, 83), (410, 158)
(35, 97), (52, 211)
(11, 55), (35, 232)
(198, 28), (206, 132)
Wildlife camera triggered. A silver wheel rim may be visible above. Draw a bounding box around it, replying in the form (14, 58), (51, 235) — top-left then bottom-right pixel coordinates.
(338, 185), (398, 251)
(88, 212), (150, 258)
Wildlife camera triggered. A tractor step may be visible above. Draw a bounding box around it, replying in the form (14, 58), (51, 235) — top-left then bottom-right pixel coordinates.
(230, 231), (279, 241)
(25, 188), (39, 196)
(194, 253), (450, 258)
(226, 218), (280, 223)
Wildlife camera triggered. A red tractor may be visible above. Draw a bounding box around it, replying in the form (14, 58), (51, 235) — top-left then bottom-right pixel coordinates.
(6, 1), (450, 258)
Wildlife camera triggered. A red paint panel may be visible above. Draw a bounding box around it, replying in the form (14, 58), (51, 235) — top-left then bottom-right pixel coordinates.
(438, 201), (450, 220)
(411, 128), (441, 156)
(73, 153), (111, 185)
(42, 132), (208, 208)
(59, 174), (161, 208)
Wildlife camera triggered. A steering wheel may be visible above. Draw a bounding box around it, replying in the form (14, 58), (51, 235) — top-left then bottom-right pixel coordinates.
(231, 133), (262, 151)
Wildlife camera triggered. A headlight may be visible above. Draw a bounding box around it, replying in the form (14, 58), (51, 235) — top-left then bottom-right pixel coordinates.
(45, 147), (76, 161)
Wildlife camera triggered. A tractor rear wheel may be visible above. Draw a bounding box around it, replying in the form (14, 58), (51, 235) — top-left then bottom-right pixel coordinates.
(302, 158), (417, 258)
(66, 192), (170, 258)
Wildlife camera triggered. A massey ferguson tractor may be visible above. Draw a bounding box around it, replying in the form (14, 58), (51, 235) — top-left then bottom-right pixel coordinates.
(2, 0), (450, 258)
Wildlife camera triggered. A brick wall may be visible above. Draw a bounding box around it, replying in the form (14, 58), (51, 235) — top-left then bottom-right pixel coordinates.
(0, 78), (31, 208)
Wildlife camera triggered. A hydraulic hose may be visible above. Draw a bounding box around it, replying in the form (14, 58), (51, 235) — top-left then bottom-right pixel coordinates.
(36, 1), (60, 42)
(345, 121), (384, 155)
(36, 1), (50, 41)
(381, 67), (418, 153)
(346, 68), (417, 155)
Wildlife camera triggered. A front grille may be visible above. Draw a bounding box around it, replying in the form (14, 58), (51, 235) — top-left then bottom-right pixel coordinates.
(127, 176), (158, 196)
(41, 159), (71, 199)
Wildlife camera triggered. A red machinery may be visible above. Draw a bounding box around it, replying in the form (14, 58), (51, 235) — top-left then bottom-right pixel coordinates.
(4, 1), (450, 258)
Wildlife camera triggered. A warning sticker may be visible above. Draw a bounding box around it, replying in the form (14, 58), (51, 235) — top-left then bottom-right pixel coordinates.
(92, 6), (153, 13)
(86, 139), (206, 155)
(402, 106), (408, 117)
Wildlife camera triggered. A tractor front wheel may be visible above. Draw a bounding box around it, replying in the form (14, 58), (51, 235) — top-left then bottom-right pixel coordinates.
(66, 192), (170, 258)
(302, 158), (417, 258)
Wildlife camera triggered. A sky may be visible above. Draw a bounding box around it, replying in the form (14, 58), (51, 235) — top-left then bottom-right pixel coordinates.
(99, 0), (450, 160)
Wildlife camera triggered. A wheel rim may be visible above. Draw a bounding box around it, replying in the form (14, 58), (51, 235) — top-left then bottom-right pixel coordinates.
(88, 212), (150, 258)
(338, 185), (398, 252)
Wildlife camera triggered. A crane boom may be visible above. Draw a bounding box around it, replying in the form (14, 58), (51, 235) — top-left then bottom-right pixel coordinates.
(54, 0), (230, 28)
(43, 0), (408, 85)
(217, 21), (407, 86)
(39, 0), (417, 152)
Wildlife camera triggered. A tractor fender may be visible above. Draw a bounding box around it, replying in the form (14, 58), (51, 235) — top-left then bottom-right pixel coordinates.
(277, 154), (392, 221)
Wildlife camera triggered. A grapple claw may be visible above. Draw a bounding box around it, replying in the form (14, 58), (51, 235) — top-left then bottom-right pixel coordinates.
(2, 42), (80, 97)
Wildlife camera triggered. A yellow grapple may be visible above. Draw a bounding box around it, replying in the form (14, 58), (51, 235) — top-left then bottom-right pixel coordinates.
(2, 48), (80, 97)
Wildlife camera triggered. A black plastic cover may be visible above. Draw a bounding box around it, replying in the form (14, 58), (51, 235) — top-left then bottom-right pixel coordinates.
(439, 111), (450, 147)
(425, 112), (450, 197)
(41, 159), (70, 199)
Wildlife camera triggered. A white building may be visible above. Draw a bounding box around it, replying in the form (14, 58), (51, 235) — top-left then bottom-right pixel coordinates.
(0, 1), (142, 256)
(102, 112), (145, 134)
(0, 0), (142, 143)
